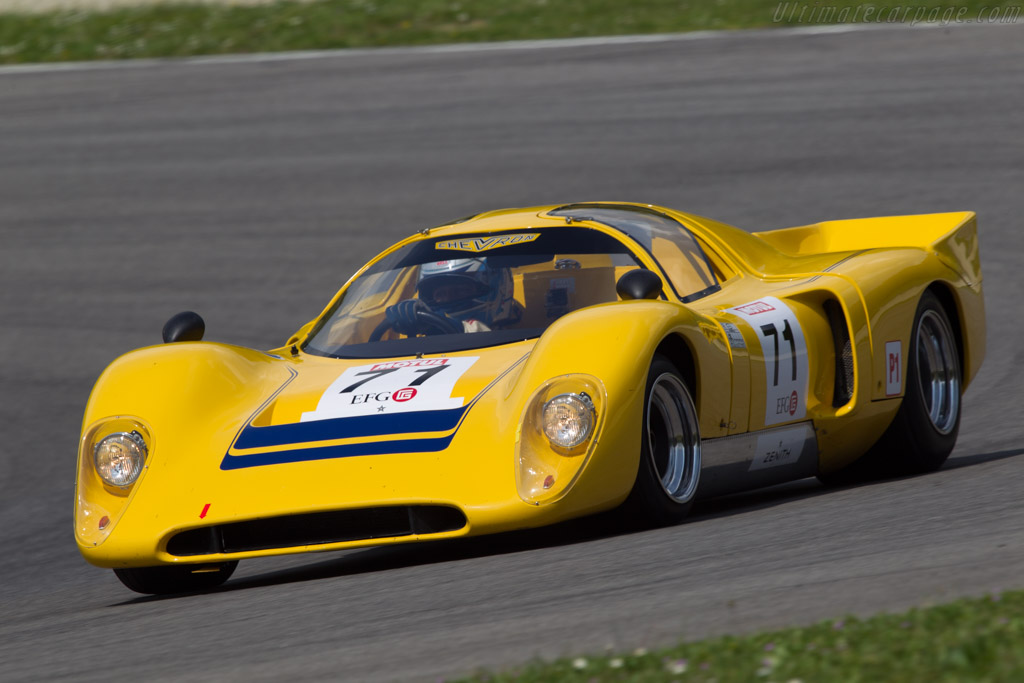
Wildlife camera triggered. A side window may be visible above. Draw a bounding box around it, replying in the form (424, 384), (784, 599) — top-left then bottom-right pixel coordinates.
(649, 230), (717, 298)
(692, 235), (736, 282)
(549, 205), (721, 302)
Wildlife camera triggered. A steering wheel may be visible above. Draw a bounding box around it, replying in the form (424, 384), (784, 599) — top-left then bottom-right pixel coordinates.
(369, 300), (463, 342)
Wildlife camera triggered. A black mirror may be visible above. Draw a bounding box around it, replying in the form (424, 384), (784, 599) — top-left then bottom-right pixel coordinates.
(162, 311), (205, 343)
(616, 269), (662, 301)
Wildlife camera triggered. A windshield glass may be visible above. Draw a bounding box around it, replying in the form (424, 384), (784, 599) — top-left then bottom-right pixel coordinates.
(305, 227), (644, 358)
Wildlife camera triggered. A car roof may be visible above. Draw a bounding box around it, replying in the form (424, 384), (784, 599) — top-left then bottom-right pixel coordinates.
(425, 202), (678, 237)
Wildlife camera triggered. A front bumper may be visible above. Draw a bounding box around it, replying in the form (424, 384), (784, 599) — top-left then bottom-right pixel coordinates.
(76, 441), (617, 568)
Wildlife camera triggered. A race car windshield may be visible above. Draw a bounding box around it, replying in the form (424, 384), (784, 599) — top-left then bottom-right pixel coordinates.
(304, 227), (644, 358)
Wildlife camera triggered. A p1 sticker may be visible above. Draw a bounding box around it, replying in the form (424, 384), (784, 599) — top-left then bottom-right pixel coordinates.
(727, 297), (809, 426)
(885, 340), (902, 396)
(301, 357), (478, 421)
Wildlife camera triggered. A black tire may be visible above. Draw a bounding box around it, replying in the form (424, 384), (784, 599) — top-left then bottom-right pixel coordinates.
(623, 355), (702, 526)
(113, 561), (238, 595)
(819, 289), (961, 484)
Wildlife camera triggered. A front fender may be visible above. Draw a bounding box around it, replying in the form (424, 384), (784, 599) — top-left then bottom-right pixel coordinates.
(499, 300), (728, 514)
(82, 343), (289, 445)
(76, 343), (292, 559)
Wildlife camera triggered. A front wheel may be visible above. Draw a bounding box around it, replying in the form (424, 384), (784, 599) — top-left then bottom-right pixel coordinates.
(113, 561), (238, 595)
(624, 355), (701, 526)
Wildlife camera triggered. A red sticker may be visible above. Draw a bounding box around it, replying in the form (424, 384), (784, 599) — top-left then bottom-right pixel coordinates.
(199, 503), (211, 519)
(734, 301), (776, 315)
(393, 387), (417, 402)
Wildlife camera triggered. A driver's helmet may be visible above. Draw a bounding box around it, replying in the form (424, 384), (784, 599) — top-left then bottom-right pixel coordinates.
(417, 258), (517, 326)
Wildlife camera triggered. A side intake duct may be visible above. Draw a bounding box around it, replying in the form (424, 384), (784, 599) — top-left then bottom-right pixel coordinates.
(824, 299), (854, 407)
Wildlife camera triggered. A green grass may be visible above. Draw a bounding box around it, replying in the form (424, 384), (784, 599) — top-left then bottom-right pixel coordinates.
(457, 591), (1024, 682)
(0, 0), (1021, 65)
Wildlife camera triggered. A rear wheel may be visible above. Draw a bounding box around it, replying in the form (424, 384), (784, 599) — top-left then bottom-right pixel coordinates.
(113, 561), (238, 595)
(624, 356), (701, 526)
(820, 289), (961, 484)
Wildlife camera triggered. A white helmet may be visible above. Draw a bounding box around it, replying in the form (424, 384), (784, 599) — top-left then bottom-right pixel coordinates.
(417, 258), (516, 325)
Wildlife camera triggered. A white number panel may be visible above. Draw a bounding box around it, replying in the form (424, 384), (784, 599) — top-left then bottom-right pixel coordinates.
(301, 357), (478, 421)
(727, 297), (809, 426)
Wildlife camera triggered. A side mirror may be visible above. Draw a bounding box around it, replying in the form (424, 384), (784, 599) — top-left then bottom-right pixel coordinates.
(162, 311), (205, 343)
(285, 320), (315, 348)
(616, 269), (663, 301)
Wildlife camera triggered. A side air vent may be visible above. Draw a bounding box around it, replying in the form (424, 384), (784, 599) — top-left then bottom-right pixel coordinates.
(824, 299), (854, 407)
(166, 505), (467, 557)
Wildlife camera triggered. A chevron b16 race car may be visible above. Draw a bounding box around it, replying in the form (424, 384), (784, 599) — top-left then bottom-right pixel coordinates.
(75, 202), (984, 594)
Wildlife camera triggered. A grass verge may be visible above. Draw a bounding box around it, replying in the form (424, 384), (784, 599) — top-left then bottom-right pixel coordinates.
(0, 0), (1021, 65)
(457, 590), (1024, 682)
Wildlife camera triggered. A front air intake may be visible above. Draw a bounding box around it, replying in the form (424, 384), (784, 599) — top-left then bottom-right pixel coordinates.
(166, 505), (467, 556)
(824, 299), (854, 407)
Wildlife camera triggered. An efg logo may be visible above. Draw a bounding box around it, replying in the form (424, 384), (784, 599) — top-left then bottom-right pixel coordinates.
(349, 388), (417, 405)
(393, 388), (417, 402)
(775, 390), (799, 416)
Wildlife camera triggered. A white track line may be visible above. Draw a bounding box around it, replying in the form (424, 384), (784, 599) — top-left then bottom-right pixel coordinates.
(0, 20), (1005, 76)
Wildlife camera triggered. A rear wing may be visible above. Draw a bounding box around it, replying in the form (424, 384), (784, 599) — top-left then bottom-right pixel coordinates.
(753, 212), (981, 285)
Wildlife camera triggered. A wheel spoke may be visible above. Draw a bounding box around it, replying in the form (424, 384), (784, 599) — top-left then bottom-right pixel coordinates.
(646, 374), (701, 504)
(915, 309), (960, 435)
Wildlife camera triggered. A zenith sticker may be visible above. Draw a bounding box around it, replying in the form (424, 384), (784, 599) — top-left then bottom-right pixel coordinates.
(436, 233), (539, 253)
(727, 297), (809, 426)
(748, 425), (811, 471)
(301, 357), (478, 421)
(885, 340), (902, 396)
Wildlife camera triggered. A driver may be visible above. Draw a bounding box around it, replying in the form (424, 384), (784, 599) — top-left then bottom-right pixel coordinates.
(383, 257), (520, 336)
(417, 258), (521, 332)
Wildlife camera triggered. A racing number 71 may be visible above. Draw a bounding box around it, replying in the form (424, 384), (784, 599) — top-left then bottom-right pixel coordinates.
(760, 320), (797, 386)
(339, 365), (450, 393)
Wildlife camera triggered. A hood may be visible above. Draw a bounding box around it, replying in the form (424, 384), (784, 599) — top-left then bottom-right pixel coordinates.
(220, 342), (532, 470)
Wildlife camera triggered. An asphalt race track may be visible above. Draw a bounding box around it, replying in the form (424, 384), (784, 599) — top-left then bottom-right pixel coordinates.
(2, 24), (1023, 681)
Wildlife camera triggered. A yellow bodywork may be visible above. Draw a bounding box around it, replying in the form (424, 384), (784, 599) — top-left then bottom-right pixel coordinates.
(75, 203), (984, 568)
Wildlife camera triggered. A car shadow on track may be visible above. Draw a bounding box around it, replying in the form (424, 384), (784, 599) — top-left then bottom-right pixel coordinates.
(116, 514), (630, 604)
(115, 446), (1024, 604)
(683, 445), (1022, 522)
(942, 447), (1024, 470)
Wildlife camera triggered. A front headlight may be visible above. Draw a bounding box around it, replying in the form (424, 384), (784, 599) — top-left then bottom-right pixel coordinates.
(94, 431), (148, 488)
(542, 393), (596, 450)
(516, 375), (604, 505)
(76, 417), (153, 548)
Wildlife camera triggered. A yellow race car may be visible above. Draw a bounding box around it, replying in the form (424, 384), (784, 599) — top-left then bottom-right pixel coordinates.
(75, 202), (985, 594)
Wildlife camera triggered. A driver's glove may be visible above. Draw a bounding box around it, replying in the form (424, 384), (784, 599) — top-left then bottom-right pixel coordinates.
(385, 299), (431, 336)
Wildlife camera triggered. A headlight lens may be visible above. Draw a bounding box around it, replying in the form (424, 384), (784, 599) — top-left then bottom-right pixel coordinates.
(76, 417), (153, 548)
(93, 431), (148, 488)
(516, 375), (604, 505)
(542, 393), (596, 449)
